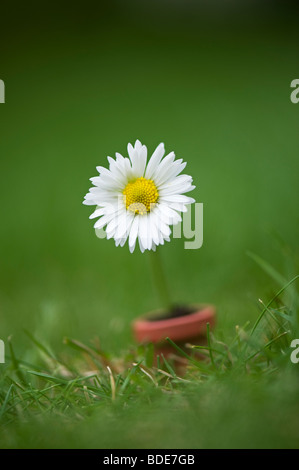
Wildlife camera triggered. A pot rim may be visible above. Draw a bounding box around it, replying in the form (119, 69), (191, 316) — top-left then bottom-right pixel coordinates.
(132, 303), (216, 344)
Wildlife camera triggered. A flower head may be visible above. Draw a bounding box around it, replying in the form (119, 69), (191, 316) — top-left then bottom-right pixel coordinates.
(83, 140), (195, 253)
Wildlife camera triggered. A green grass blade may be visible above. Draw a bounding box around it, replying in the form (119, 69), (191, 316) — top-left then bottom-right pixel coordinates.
(250, 275), (299, 337)
(8, 338), (26, 385)
(160, 354), (176, 377)
(247, 251), (288, 287)
(166, 337), (209, 372)
(206, 323), (216, 368)
(24, 330), (58, 362)
(0, 384), (14, 421)
(245, 331), (290, 362)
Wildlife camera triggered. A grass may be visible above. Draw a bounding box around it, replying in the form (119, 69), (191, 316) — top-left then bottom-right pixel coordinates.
(1, 268), (299, 449)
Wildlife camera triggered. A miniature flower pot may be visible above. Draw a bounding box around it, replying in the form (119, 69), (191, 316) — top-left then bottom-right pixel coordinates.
(132, 304), (216, 368)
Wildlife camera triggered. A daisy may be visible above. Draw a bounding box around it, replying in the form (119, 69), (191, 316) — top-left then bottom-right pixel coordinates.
(83, 140), (195, 253)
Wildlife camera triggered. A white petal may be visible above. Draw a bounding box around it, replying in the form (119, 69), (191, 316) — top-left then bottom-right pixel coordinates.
(128, 143), (139, 173)
(83, 197), (96, 206)
(94, 213), (114, 229)
(128, 143), (147, 178)
(119, 236), (128, 247)
(154, 212), (171, 238)
(86, 191), (120, 207)
(137, 145), (147, 177)
(94, 166), (124, 186)
(159, 221), (171, 238)
(144, 143), (165, 179)
(161, 194), (195, 204)
(106, 217), (119, 238)
(138, 215), (150, 250)
(124, 212), (134, 237)
(134, 139), (142, 152)
(129, 216), (139, 251)
(138, 236), (146, 253)
(158, 174), (192, 190)
(93, 204), (122, 229)
(107, 157), (128, 185)
(115, 153), (129, 174)
(90, 176), (121, 191)
(158, 230), (165, 245)
(157, 204), (182, 224)
(163, 202), (189, 213)
(115, 211), (130, 239)
(159, 182), (195, 197)
(154, 156), (182, 186)
(89, 207), (106, 219)
(151, 152), (176, 184)
(149, 212), (160, 245)
(160, 161), (187, 184)
(115, 153), (133, 180)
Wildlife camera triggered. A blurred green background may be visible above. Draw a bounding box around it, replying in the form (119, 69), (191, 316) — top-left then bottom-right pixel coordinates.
(0, 0), (298, 358)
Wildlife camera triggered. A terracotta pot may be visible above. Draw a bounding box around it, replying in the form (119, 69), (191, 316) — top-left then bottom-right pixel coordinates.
(132, 304), (216, 365)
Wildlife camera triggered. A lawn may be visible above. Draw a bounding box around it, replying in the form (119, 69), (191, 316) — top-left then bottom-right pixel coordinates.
(0, 2), (299, 449)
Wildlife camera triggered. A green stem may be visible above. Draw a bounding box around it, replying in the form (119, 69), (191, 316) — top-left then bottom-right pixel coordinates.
(149, 248), (172, 312)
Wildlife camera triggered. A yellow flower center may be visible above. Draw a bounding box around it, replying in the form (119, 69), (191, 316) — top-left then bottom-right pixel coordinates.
(123, 177), (159, 215)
